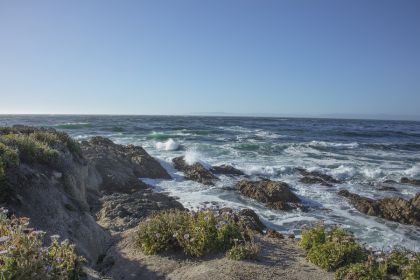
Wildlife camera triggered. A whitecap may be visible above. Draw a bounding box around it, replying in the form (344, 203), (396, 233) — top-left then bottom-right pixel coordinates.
(404, 164), (420, 178)
(309, 141), (359, 149)
(329, 165), (356, 180)
(155, 138), (180, 151)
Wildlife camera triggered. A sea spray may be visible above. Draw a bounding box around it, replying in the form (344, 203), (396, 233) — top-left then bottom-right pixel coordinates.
(156, 138), (180, 151)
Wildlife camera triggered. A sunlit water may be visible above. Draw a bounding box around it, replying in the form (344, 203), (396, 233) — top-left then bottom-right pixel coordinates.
(1, 115), (419, 251)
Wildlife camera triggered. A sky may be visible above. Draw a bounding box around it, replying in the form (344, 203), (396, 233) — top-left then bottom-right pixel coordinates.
(0, 0), (419, 119)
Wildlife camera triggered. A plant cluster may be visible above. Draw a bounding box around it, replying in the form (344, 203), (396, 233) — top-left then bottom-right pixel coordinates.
(299, 224), (420, 280)
(136, 209), (258, 259)
(0, 126), (81, 163)
(0, 209), (85, 280)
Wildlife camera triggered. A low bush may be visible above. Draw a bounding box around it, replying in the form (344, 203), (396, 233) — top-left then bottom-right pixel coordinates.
(0, 134), (59, 166)
(0, 210), (85, 280)
(300, 225), (420, 280)
(335, 259), (384, 280)
(0, 126), (82, 163)
(137, 209), (255, 258)
(300, 225), (367, 271)
(0, 143), (19, 180)
(226, 242), (259, 261)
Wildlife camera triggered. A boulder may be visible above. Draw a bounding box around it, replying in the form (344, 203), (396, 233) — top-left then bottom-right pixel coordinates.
(96, 189), (184, 232)
(265, 229), (284, 239)
(82, 137), (171, 193)
(401, 177), (420, 187)
(296, 168), (341, 184)
(299, 176), (333, 187)
(237, 208), (266, 233)
(338, 190), (420, 226)
(172, 156), (218, 185)
(211, 164), (244, 176)
(236, 179), (301, 210)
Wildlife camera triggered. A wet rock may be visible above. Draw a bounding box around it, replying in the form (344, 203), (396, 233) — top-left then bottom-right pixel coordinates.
(383, 179), (398, 184)
(82, 137), (171, 193)
(172, 156), (218, 185)
(236, 179), (301, 210)
(96, 188), (184, 232)
(400, 177), (420, 187)
(377, 185), (399, 192)
(338, 190), (420, 226)
(265, 229), (284, 239)
(211, 164), (244, 176)
(338, 190), (379, 216)
(296, 168), (341, 184)
(299, 176), (333, 187)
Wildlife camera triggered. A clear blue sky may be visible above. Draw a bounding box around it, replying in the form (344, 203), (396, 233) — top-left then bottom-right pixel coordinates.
(0, 0), (419, 118)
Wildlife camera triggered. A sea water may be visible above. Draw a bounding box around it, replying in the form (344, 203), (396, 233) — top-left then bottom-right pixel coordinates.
(1, 115), (419, 251)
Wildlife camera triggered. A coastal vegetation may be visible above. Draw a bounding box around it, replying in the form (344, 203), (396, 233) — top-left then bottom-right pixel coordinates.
(299, 224), (420, 279)
(136, 209), (259, 260)
(0, 126), (81, 166)
(0, 210), (85, 280)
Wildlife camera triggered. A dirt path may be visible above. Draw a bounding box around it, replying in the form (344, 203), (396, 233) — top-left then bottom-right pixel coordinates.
(101, 230), (334, 280)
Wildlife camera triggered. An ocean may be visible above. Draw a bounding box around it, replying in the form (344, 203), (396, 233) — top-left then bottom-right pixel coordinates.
(1, 115), (419, 251)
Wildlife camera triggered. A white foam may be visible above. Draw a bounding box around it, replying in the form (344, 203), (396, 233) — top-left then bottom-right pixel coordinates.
(404, 164), (420, 178)
(329, 165), (356, 180)
(243, 165), (276, 176)
(155, 138), (180, 151)
(310, 141), (359, 149)
(361, 167), (384, 179)
(184, 149), (201, 165)
(255, 130), (282, 139)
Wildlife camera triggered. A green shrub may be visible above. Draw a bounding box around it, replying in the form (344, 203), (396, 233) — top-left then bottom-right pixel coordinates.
(299, 224), (326, 250)
(137, 210), (189, 255)
(137, 209), (252, 258)
(0, 143), (19, 180)
(403, 254), (420, 280)
(0, 134), (59, 166)
(0, 210), (85, 280)
(227, 242), (259, 261)
(0, 126), (82, 160)
(378, 250), (410, 276)
(336, 260), (384, 280)
(300, 225), (367, 271)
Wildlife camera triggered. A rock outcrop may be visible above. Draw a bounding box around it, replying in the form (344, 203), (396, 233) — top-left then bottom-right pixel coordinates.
(96, 189), (184, 232)
(1, 128), (110, 263)
(211, 164), (245, 176)
(400, 177), (420, 187)
(236, 179), (301, 210)
(296, 168), (340, 186)
(82, 137), (171, 193)
(338, 190), (420, 226)
(172, 156), (218, 185)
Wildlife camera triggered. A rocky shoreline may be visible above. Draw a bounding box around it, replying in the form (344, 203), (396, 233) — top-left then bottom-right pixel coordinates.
(1, 126), (419, 279)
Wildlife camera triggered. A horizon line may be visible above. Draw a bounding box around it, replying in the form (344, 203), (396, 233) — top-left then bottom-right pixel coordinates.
(0, 112), (419, 122)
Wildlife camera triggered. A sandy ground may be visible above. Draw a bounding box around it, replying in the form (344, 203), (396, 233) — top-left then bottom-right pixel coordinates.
(100, 229), (334, 280)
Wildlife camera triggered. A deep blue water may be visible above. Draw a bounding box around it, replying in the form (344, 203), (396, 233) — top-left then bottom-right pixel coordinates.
(1, 115), (419, 251)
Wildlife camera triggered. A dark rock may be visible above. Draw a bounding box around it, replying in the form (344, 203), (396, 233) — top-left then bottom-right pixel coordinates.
(296, 168), (341, 184)
(82, 137), (171, 193)
(383, 179), (398, 184)
(401, 177), (420, 186)
(338, 190), (379, 216)
(172, 156), (218, 185)
(377, 185), (398, 192)
(338, 190), (420, 226)
(211, 164), (244, 176)
(299, 176), (333, 187)
(266, 229), (284, 239)
(97, 189), (184, 232)
(236, 179), (301, 210)
(237, 208), (266, 234)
